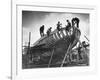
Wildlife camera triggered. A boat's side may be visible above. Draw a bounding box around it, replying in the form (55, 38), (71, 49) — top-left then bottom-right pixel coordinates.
(30, 27), (81, 56)
(34, 27), (76, 48)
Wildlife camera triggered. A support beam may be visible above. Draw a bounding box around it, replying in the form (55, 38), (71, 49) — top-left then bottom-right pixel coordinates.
(60, 43), (71, 67)
(48, 49), (54, 67)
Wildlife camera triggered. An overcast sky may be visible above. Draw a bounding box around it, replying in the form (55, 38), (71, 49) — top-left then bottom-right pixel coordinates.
(22, 11), (89, 46)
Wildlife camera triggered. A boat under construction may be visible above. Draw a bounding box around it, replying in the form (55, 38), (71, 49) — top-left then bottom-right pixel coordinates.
(22, 23), (89, 69)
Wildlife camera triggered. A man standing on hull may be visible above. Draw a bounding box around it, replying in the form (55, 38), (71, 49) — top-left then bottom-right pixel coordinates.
(40, 25), (45, 37)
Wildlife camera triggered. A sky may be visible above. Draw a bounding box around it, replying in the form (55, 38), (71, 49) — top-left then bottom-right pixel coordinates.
(22, 11), (89, 46)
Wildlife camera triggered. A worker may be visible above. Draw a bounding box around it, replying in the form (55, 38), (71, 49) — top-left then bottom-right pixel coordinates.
(47, 27), (52, 36)
(57, 21), (62, 31)
(40, 25), (44, 37)
(74, 17), (80, 28)
(72, 17), (80, 28)
(71, 18), (75, 27)
(77, 44), (83, 60)
(65, 20), (71, 31)
(82, 41), (89, 49)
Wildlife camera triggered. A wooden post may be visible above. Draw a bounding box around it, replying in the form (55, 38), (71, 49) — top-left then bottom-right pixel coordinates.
(28, 32), (31, 48)
(48, 49), (54, 67)
(60, 43), (71, 67)
(27, 32), (32, 63)
(27, 32), (31, 54)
